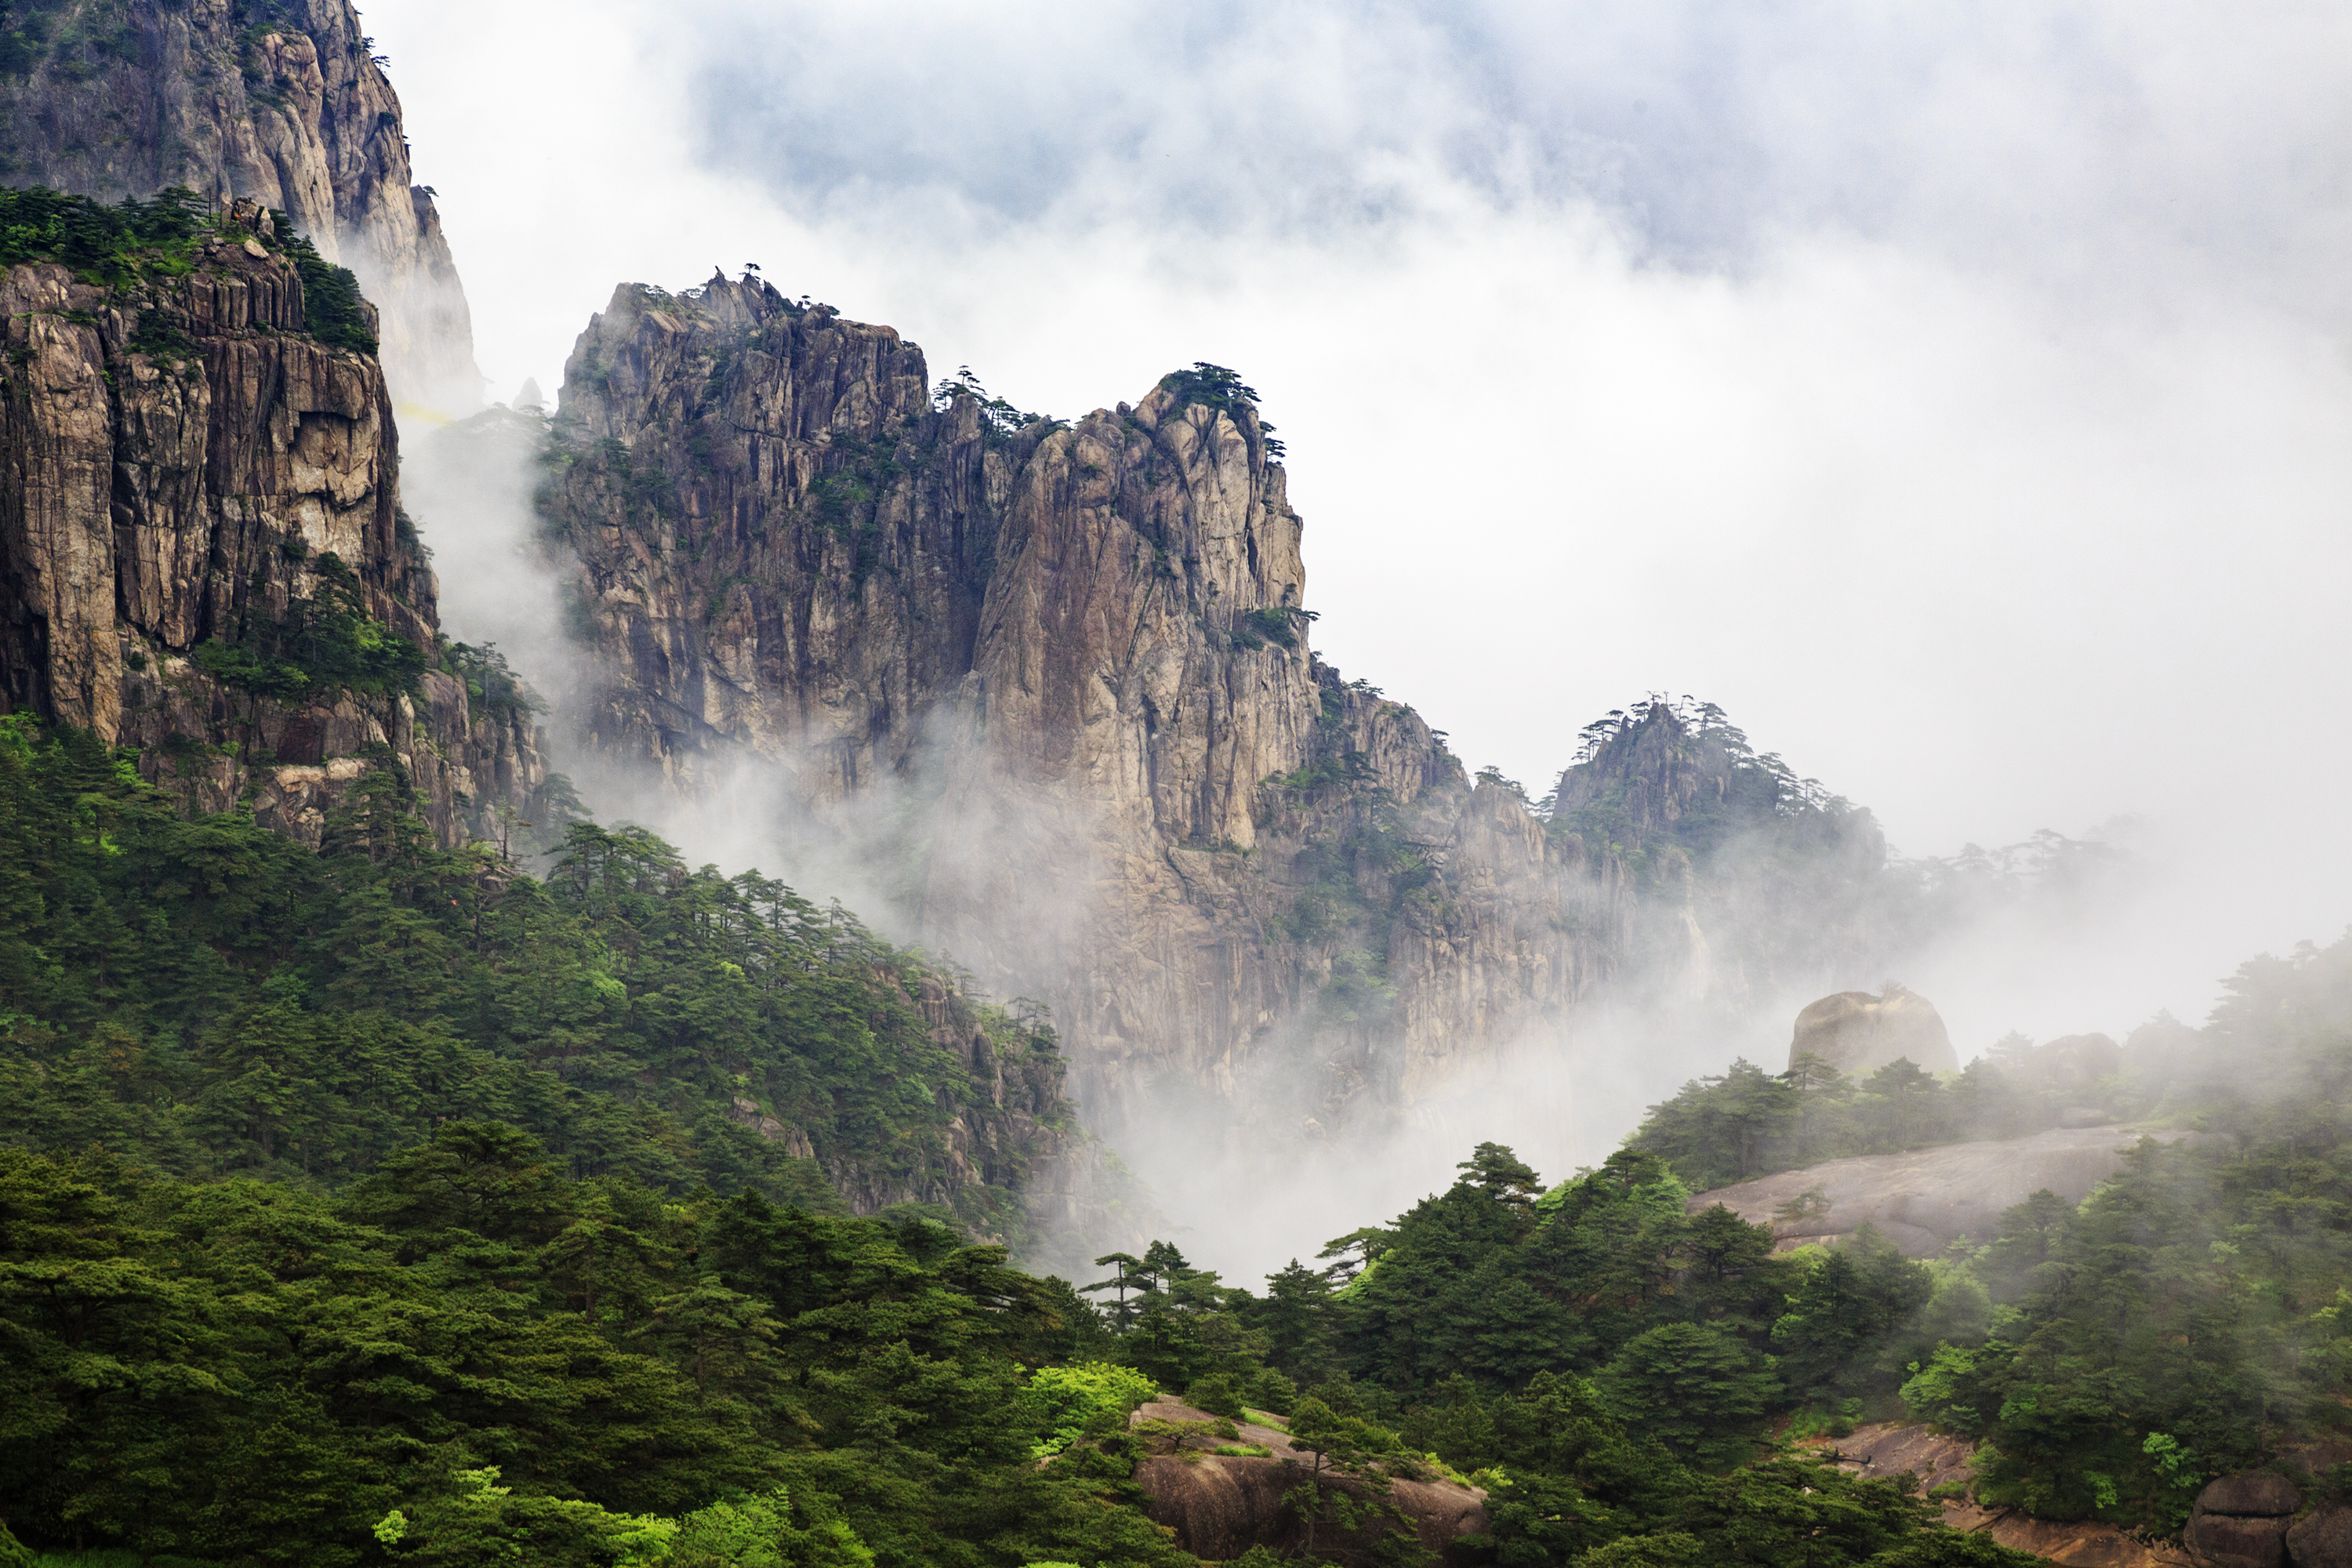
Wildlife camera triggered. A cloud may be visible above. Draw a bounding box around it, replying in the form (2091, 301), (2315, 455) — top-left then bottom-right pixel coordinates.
(364, 0), (2352, 1279)
(681, 1), (2352, 311)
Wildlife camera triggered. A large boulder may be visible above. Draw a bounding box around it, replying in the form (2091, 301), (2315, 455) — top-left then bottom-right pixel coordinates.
(2200, 1474), (2302, 1518)
(2187, 1511), (2288, 1567)
(2288, 1502), (2352, 1567)
(2183, 1473), (2301, 1568)
(1790, 986), (1958, 1078)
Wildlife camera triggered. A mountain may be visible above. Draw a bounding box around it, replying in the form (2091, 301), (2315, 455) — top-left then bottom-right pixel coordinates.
(538, 274), (1939, 1153)
(0, 186), (534, 844)
(0, 0), (479, 411)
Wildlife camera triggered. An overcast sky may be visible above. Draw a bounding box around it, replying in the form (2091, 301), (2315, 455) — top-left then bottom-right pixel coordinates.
(370, 0), (2352, 1041)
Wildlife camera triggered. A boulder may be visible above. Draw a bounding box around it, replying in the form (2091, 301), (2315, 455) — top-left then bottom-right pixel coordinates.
(1828, 1421), (1976, 1492)
(2186, 1511), (2288, 1568)
(1136, 1456), (1487, 1565)
(1825, 1424), (2197, 1565)
(2287, 1502), (2352, 1567)
(2200, 1474), (2303, 1517)
(1127, 1401), (1487, 1566)
(1984, 1512), (2198, 1566)
(1790, 986), (1958, 1078)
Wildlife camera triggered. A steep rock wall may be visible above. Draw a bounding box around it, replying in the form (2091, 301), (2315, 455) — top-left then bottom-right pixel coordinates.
(0, 0), (478, 410)
(542, 274), (1649, 1145)
(0, 223), (537, 845)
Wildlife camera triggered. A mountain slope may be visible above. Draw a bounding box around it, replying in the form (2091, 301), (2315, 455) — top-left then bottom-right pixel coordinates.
(541, 276), (1676, 1145)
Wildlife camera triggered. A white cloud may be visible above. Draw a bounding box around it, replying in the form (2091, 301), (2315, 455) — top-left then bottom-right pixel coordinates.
(367, 0), (2352, 1262)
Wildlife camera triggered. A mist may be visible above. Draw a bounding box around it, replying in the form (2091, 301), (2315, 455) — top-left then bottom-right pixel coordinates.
(368, 0), (2352, 1281)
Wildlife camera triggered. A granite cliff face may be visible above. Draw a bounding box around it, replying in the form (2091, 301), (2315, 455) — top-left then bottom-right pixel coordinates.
(0, 0), (477, 410)
(541, 274), (1669, 1144)
(0, 209), (537, 845)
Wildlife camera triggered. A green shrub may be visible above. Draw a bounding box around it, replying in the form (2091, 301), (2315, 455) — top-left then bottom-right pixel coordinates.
(1021, 1362), (1160, 1458)
(0, 184), (210, 281)
(275, 219), (376, 355)
(1188, 1372), (1245, 1418)
(194, 551), (426, 702)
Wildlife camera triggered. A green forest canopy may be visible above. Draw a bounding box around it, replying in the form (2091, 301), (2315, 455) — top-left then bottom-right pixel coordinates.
(7, 713), (2352, 1564)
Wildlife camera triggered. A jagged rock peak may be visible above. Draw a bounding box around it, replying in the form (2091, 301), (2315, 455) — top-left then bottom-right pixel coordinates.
(1552, 694), (1879, 857)
(0, 0), (481, 412)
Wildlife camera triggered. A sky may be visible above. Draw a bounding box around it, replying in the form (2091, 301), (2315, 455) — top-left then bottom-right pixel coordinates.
(368, 0), (2352, 1059)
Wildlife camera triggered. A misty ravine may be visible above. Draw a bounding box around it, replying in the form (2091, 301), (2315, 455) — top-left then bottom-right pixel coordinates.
(4, 3), (2350, 1567)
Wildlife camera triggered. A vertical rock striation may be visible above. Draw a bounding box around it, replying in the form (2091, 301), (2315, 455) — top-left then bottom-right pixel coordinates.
(541, 274), (1686, 1152)
(0, 208), (539, 845)
(0, 0), (479, 410)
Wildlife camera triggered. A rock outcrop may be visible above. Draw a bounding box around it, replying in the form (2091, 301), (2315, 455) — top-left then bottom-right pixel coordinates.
(0, 0), (478, 411)
(540, 274), (1656, 1145)
(2288, 1505), (2352, 1568)
(1790, 985), (1958, 1078)
(1832, 1413), (2352, 1565)
(1127, 1400), (1488, 1565)
(2187, 1475), (2300, 1568)
(1690, 1125), (2215, 1255)
(1828, 1421), (2197, 1566)
(0, 220), (538, 846)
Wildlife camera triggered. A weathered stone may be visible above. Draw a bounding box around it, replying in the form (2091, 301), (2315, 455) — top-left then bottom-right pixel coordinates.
(2287, 1502), (2352, 1567)
(0, 249), (538, 848)
(2199, 1474), (2303, 1517)
(540, 276), (1619, 1149)
(1828, 1421), (2198, 1567)
(1986, 1512), (2197, 1566)
(1830, 1421), (1977, 1495)
(0, 0), (478, 409)
(1128, 1400), (1487, 1566)
(1790, 985), (1958, 1077)
(1690, 1125), (2218, 1255)
(539, 275), (1927, 1214)
(2187, 1511), (2288, 1568)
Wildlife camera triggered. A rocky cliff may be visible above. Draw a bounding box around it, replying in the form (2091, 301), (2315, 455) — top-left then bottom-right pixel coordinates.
(536, 274), (1992, 1186)
(0, 0), (477, 411)
(1548, 698), (1907, 1011)
(539, 274), (1668, 1149)
(0, 194), (538, 845)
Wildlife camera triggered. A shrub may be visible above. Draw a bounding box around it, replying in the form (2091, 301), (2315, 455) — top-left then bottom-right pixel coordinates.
(1022, 1362), (1160, 1458)
(1188, 1373), (1245, 1418)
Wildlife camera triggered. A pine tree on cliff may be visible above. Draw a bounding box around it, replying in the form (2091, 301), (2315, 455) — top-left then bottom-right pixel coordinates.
(1282, 1397), (1404, 1559)
(1080, 1252), (1154, 1332)
(1260, 1260), (1338, 1382)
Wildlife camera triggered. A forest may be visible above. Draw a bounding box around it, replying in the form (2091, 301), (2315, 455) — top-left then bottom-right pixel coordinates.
(6, 713), (2352, 1566)
(0, 716), (1068, 1243)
